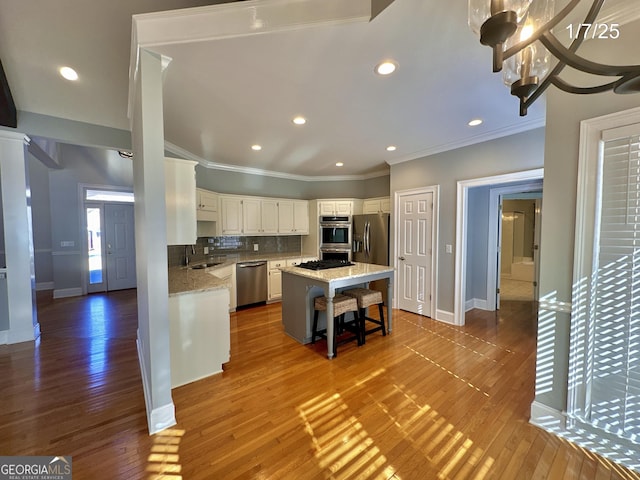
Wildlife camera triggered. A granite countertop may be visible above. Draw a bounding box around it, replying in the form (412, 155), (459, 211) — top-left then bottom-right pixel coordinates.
(279, 262), (394, 283)
(168, 252), (317, 295)
(168, 266), (229, 296)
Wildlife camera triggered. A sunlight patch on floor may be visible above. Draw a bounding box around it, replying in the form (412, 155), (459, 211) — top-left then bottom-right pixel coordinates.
(147, 428), (185, 480)
(367, 382), (495, 479)
(298, 392), (398, 480)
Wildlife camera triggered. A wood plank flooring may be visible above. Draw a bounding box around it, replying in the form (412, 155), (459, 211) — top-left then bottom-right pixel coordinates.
(1, 290), (638, 479)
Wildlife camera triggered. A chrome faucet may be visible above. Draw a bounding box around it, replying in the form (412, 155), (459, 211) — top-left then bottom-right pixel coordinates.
(185, 244), (195, 266)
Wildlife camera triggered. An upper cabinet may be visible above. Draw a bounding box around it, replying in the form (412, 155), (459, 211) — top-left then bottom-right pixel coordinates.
(220, 196), (243, 235)
(165, 158), (197, 245)
(278, 200), (309, 234)
(319, 200), (354, 216)
(363, 197), (391, 214)
(243, 198), (278, 235)
(196, 188), (218, 221)
(218, 195), (308, 236)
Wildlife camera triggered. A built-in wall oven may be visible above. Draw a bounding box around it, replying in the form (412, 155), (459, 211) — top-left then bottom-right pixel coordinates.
(319, 215), (352, 261)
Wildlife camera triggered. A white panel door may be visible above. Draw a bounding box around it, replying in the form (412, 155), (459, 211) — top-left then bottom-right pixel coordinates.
(105, 203), (136, 291)
(398, 192), (433, 316)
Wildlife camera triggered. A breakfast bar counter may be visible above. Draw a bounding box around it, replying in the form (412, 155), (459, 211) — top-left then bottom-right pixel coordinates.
(280, 262), (394, 359)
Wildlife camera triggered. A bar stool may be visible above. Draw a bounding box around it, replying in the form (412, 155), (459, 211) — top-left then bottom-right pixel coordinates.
(342, 288), (386, 344)
(312, 294), (361, 357)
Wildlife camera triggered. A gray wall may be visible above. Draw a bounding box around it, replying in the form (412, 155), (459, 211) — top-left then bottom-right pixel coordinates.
(28, 154), (54, 288)
(466, 186), (490, 302)
(196, 165), (389, 199)
(536, 22), (640, 413)
(391, 127), (546, 313)
(47, 144), (133, 291)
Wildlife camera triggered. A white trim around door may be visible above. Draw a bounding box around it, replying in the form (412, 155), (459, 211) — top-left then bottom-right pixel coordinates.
(454, 168), (544, 326)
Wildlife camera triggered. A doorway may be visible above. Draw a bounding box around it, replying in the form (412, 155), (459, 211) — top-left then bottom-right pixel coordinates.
(83, 188), (136, 293)
(455, 169), (544, 325)
(497, 195), (542, 306)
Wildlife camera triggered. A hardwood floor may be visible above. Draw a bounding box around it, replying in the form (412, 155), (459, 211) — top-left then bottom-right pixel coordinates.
(1, 291), (638, 479)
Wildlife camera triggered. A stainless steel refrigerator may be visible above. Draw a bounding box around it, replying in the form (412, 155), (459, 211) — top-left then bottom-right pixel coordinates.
(352, 213), (390, 303)
(352, 213), (390, 265)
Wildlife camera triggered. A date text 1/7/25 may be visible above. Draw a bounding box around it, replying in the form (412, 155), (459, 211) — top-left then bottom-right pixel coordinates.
(566, 23), (620, 40)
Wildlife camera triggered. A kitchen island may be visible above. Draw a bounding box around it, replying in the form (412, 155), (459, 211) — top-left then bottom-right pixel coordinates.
(280, 262), (394, 359)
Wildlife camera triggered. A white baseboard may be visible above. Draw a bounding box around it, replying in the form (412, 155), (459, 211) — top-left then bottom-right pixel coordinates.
(53, 287), (83, 299)
(149, 403), (177, 436)
(435, 309), (455, 325)
(36, 282), (54, 291)
(465, 298), (490, 312)
(137, 331), (176, 435)
(529, 400), (566, 430)
(0, 323), (40, 345)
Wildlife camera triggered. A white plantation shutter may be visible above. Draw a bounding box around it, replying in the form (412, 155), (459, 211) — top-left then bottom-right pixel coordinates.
(590, 125), (640, 440)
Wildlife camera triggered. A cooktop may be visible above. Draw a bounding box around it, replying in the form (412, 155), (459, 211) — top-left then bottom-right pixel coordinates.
(297, 259), (354, 270)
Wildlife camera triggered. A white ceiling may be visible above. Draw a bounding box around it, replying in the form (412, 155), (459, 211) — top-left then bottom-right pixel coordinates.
(1, 0), (638, 179)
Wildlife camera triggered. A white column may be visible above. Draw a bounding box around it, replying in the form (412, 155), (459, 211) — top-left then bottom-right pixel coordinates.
(131, 49), (175, 434)
(0, 130), (39, 344)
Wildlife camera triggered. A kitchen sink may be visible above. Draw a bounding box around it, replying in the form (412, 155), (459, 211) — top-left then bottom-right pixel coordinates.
(190, 262), (223, 269)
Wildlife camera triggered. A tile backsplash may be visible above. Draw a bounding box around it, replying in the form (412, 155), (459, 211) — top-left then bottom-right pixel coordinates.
(167, 236), (302, 267)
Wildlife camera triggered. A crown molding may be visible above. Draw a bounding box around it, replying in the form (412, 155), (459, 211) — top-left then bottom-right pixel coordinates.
(386, 116), (546, 166)
(164, 141), (389, 182)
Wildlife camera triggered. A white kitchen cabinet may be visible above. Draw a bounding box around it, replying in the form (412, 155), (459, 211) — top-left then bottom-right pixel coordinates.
(278, 201), (294, 233)
(261, 199), (279, 234)
(169, 287), (230, 388)
(242, 198), (261, 234)
(363, 197), (391, 214)
(319, 200), (353, 216)
(293, 200), (309, 234)
(165, 158), (197, 245)
(243, 198), (278, 235)
(267, 259), (286, 301)
(278, 200), (309, 234)
(220, 196), (243, 235)
(196, 188), (218, 221)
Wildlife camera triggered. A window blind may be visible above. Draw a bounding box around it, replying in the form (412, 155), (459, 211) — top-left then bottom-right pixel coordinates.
(591, 129), (640, 440)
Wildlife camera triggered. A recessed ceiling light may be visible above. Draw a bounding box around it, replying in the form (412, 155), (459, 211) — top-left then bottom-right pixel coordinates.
(375, 60), (397, 76)
(59, 66), (78, 81)
(468, 118), (483, 126)
(386, 145), (397, 152)
(251, 145), (262, 151)
(292, 116), (306, 125)
(336, 162), (344, 167)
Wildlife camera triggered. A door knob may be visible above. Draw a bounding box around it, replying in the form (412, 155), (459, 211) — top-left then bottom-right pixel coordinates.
(399, 256), (405, 261)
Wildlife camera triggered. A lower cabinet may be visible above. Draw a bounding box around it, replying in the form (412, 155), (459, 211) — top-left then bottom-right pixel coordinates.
(169, 287), (230, 389)
(268, 257), (317, 302)
(268, 260), (285, 301)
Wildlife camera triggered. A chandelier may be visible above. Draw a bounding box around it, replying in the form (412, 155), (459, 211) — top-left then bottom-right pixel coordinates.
(468, 0), (640, 116)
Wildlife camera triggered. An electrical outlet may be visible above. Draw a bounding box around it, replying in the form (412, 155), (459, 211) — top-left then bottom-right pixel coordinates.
(204, 247), (209, 255)
(253, 244), (259, 251)
(445, 244), (452, 254)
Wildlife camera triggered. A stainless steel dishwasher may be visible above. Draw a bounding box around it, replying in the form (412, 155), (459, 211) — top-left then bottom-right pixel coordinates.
(236, 261), (268, 308)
